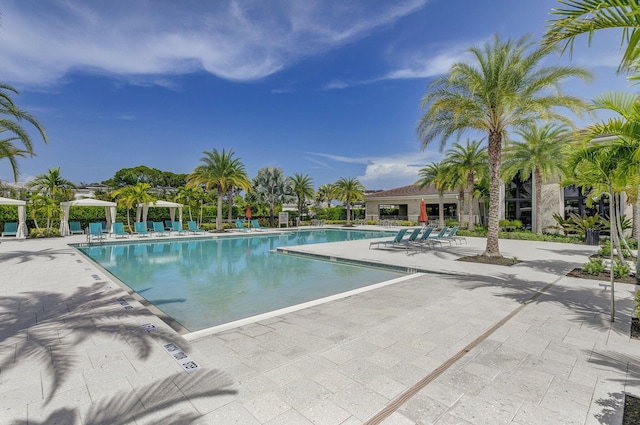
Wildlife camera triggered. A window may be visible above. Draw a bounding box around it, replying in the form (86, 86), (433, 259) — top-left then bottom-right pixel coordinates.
(505, 175), (532, 228)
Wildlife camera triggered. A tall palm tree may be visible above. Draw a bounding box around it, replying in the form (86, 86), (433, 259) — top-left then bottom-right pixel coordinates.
(251, 167), (293, 227)
(417, 34), (590, 257)
(289, 173), (315, 223)
(333, 177), (365, 227)
(0, 83), (48, 182)
(544, 0), (640, 79)
(112, 182), (156, 229)
(316, 183), (335, 208)
(443, 139), (488, 232)
(502, 122), (572, 235)
(416, 162), (450, 228)
(187, 148), (251, 231)
(28, 167), (76, 201)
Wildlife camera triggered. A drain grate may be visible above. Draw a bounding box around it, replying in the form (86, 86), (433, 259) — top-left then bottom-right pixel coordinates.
(162, 342), (200, 373)
(140, 323), (157, 333)
(116, 297), (134, 310)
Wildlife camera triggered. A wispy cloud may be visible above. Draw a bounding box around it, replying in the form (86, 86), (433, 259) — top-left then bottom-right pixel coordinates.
(0, 0), (428, 87)
(307, 149), (441, 189)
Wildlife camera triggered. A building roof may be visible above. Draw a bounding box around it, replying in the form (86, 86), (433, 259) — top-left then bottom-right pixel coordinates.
(366, 184), (452, 198)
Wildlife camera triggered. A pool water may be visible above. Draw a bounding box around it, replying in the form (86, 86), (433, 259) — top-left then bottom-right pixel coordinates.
(78, 229), (404, 332)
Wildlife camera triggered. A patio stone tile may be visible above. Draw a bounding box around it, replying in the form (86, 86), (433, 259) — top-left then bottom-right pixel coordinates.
(301, 398), (351, 425)
(264, 408), (315, 425)
(311, 368), (357, 393)
(395, 391), (448, 424)
(378, 411), (417, 425)
(329, 382), (389, 421)
(511, 400), (585, 425)
(365, 374), (406, 400)
(446, 393), (519, 425)
(434, 412), (474, 424)
(242, 391), (291, 423)
(338, 358), (386, 385)
(279, 377), (333, 412)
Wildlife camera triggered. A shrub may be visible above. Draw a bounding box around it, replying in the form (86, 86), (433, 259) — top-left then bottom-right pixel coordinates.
(598, 244), (611, 257)
(612, 259), (631, 278)
(445, 219), (459, 227)
(510, 219), (523, 228)
(29, 228), (60, 238)
(499, 219), (511, 227)
(635, 290), (640, 318)
(582, 258), (605, 276)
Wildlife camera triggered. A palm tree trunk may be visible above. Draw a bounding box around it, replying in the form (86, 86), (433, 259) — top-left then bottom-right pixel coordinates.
(346, 195), (351, 226)
(227, 187), (233, 224)
(467, 172), (475, 232)
(438, 193), (444, 228)
(216, 190), (224, 231)
(609, 188), (625, 263)
(535, 167), (543, 236)
(636, 182), (640, 282)
(485, 132), (502, 257)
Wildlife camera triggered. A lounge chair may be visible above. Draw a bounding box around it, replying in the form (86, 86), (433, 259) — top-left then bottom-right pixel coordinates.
(172, 221), (188, 235)
(187, 221), (206, 234)
(112, 222), (130, 238)
(235, 219), (249, 232)
(2, 222), (18, 237)
(428, 226), (453, 246)
(69, 221), (84, 235)
(410, 226), (435, 248)
(153, 221), (170, 236)
(146, 220), (155, 232)
(164, 220), (173, 230)
(441, 225), (467, 245)
(369, 228), (408, 249)
(88, 222), (105, 242)
(251, 219), (267, 231)
(134, 222), (151, 237)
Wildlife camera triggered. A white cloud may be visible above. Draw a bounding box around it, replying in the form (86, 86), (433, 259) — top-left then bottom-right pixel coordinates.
(383, 45), (472, 80)
(307, 149), (441, 189)
(0, 0), (428, 87)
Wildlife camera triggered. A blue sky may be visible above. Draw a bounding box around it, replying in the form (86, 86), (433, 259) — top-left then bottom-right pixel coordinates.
(0, 0), (633, 190)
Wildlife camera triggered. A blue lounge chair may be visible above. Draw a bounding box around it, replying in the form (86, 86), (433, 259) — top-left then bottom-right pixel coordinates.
(429, 226), (453, 246)
(187, 221), (206, 234)
(112, 222), (130, 238)
(172, 221), (188, 235)
(410, 226), (435, 248)
(134, 222), (151, 237)
(88, 222), (105, 242)
(69, 221), (84, 235)
(235, 219), (249, 232)
(146, 220), (155, 231)
(251, 219), (267, 231)
(164, 220), (173, 230)
(153, 221), (170, 236)
(440, 225), (467, 245)
(2, 222), (18, 237)
(369, 228), (408, 249)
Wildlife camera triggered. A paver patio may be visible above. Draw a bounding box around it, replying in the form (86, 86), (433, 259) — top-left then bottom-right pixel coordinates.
(0, 228), (637, 424)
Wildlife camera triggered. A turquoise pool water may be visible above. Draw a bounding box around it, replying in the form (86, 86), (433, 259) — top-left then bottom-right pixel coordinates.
(78, 229), (403, 332)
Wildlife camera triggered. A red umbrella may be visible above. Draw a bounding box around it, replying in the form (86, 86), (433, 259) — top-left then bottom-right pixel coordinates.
(418, 199), (428, 224)
(246, 205), (252, 229)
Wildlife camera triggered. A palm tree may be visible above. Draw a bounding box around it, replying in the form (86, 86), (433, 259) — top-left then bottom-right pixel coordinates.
(0, 83), (48, 182)
(544, 0), (640, 79)
(251, 167), (293, 227)
(502, 122), (572, 235)
(443, 139), (488, 232)
(113, 182), (156, 230)
(174, 185), (204, 222)
(416, 34), (590, 257)
(289, 173), (315, 223)
(416, 162), (450, 228)
(316, 183), (335, 208)
(28, 167), (76, 201)
(29, 194), (59, 234)
(580, 91), (640, 280)
(333, 177), (365, 227)
(187, 148), (251, 232)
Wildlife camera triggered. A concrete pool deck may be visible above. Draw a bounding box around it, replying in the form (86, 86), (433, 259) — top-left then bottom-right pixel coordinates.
(0, 227), (638, 424)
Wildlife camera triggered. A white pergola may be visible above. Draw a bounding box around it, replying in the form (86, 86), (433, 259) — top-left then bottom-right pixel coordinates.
(0, 196), (27, 239)
(136, 200), (183, 224)
(59, 199), (117, 236)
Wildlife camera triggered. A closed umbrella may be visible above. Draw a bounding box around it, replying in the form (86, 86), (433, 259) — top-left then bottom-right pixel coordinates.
(419, 199), (428, 224)
(246, 205), (252, 229)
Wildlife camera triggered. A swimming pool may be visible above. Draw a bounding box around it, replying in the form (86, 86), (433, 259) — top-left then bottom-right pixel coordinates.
(77, 229), (406, 334)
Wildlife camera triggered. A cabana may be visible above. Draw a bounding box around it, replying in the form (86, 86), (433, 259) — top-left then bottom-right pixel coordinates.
(60, 199), (117, 236)
(136, 200), (183, 224)
(0, 196), (27, 239)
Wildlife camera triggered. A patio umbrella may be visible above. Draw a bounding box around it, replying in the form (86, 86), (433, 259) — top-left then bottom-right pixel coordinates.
(418, 199), (428, 224)
(246, 205), (252, 229)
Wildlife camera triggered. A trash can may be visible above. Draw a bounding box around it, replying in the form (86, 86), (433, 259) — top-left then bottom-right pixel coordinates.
(586, 228), (600, 246)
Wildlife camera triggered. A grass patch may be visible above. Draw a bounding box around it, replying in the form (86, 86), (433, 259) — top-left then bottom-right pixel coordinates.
(624, 394), (640, 425)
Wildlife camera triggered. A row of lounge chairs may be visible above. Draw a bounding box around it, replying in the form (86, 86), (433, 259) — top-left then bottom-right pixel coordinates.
(87, 221), (207, 242)
(369, 226), (466, 250)
(235, 219), (268, 232)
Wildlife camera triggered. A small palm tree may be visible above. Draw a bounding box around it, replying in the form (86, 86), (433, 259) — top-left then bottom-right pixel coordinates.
(174, 185), (204, 222)
(0, 83), (48, 182)
(502, 122), (571, 235)
(333, 177), (365, 227)
(416, 162), (449, 228)
(112, 182), (156, 230)
(417, 34), (590, 257)
(251, 167), (293, 227)
(28, 167), (76, 201)
(187, 148), (251, 231)
(289, 173), (315, 223)
(316, 183), (335, 208)
(443, 139), (488, 231)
